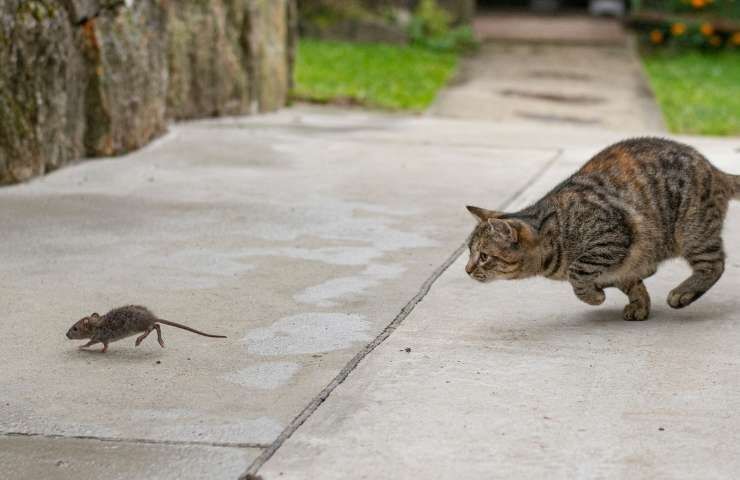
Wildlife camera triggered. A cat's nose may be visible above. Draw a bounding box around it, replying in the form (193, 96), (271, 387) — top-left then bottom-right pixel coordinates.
(465, 260), (475, 274)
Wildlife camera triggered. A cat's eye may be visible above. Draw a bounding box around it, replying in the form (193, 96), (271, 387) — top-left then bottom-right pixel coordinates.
(479, 253), (488, 262)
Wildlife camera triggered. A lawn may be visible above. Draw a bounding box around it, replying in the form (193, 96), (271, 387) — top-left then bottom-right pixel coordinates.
(642, 51), (740, 136)
(293, 39), (458, 111)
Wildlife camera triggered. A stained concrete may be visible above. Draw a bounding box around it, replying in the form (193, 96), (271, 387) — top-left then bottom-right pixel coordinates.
(430, 16), (665, 132)
(258, 128), (740, 479)
(0, 435), (256, 480)
(3, 106), (738, 478)
(0, 107), (559, 478)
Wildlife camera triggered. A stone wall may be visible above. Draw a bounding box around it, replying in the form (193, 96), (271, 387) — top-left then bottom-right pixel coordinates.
(0, 0), (296, 185)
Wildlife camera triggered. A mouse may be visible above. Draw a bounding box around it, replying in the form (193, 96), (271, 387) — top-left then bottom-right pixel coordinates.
(66, 305), (227, 353)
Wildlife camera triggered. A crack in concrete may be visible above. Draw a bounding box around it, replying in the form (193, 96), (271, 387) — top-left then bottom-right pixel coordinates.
(1, 431), (269, 450)
(240, 149), (564, 479)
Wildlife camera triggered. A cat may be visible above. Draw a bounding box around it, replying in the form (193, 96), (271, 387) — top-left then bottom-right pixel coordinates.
(465, 137), (740, 321)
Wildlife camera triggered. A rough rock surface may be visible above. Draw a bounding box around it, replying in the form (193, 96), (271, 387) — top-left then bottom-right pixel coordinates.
(0, 1), (85, 183)
(0, 0), (296, 185)
(166, 0), (295, 119)
(252, 0), (295, 112)
(80, 0), (168, 156)
(166, 0), (253, 119)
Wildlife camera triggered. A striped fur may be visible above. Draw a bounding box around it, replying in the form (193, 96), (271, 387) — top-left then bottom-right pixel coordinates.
(466, 137), (740, 321)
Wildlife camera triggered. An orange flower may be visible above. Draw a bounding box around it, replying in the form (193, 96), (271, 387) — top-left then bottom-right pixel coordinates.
(671, 23), (687, 36)
(732, 32), (740, 45)
(691, 0), (706, 8)
(700, 23), (714, 36)
(650, 30), (664, 44)
(709, 35), (722, 47)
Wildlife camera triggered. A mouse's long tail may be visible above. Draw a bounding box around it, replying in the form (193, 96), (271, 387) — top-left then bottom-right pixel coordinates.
(157, 319), (227, 338)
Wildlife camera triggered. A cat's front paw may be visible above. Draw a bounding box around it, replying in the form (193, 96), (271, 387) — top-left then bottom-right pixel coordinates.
(623, 302), (650, 321)
(574, 286), (605, 306)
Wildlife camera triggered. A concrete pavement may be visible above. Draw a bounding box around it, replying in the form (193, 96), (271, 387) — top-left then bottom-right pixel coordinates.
(1, 106), (739, 479)
(430, 15), (665, 132)
(259, 131), (740, 479)
(1, 107), (555, 478)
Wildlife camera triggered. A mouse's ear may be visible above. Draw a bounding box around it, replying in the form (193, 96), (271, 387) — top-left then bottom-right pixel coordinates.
(88, 313), (102, 326)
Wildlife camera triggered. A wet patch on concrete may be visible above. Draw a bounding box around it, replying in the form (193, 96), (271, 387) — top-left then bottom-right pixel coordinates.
(294, 263), (406, 307)
(238, 199), (434, 272)
(295, 277), (378, 308)
(241, 246), (383, 266)
(362, 263), (406, 279)
(500, 89), (605, 105)
(243, 313), (372, 356)
(515, 111), (603, 125)
(150, 250), (255, 288)
(241, 198), (432, 249)
(527, 70), (591, 81)
(222, 362), (301, 389)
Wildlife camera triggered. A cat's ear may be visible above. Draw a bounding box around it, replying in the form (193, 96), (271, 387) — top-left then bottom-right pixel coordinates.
(466, 205), (501, 222)
(487, 218), (518, 245)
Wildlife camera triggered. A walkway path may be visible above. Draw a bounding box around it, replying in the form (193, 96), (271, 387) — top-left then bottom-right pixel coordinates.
(430, 14), (666, 131)
(2, 105), (738, 479)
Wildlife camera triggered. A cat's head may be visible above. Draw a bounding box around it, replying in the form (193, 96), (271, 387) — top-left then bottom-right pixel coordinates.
(464, 205), (538, 282)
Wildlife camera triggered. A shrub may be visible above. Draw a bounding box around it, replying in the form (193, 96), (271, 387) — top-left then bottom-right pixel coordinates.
(631, 0), (740, 49)
(408, 0), (477, 52)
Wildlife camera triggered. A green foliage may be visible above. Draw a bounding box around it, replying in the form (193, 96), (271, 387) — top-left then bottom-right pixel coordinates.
(642, 50), (740, 135)
(408, 0), (477, 52)
(299, 0), (379, 31)
(293, 39), (458, 111)
(632, 0), (740, 19)
(631, 0), (740, 50)
(640, 20), (740, 50)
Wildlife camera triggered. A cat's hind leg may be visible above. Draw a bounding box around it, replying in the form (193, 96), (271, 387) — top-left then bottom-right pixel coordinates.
(669, 237), (725, 309)
(616, 279), (651, 321)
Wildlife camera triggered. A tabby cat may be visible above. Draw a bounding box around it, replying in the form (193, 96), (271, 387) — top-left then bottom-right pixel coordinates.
(465, 138), (740, 321)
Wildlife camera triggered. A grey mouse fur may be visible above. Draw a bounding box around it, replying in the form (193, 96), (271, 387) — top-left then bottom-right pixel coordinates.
(66, 305), (226, 353)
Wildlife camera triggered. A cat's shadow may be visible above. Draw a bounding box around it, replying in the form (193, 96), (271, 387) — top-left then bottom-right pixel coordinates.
(574, 301), (738, 326)
(477, 300), (738, 344)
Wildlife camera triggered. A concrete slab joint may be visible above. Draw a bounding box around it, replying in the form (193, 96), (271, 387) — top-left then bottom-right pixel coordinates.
(2, 108), (739, 479)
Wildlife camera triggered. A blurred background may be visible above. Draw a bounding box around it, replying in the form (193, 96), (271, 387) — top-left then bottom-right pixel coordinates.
(1, 0), (738, 186)
(293, 0), (739, 133)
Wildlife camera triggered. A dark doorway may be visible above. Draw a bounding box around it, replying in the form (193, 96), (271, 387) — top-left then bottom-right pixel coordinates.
(477, 0), (590, 11)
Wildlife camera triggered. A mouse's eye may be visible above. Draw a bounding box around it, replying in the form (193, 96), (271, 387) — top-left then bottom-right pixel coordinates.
(72, 327), (78, 331)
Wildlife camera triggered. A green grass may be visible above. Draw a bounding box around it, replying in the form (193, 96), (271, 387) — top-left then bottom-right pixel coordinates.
(293, 39), (458, 111)
(642, 51), (740, 136)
